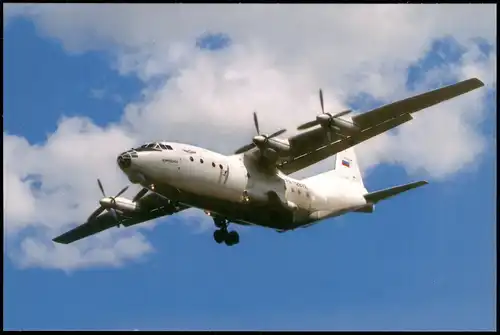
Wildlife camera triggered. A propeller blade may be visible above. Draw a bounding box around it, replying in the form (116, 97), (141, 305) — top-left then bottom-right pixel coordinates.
(110, 208), (118, 221)
(87, 206), (105, 222)
(253, 111), (260, 135)
(234, 143), (256, 154)
(268, 129), (287, 139)
(319, 89), (324, 114)
(114, 185), (129, 198)
(297, 120), (319, 130)
(236, 112), (285, 154)
(132, 188), (149, 203)
(331, 109), (351, 118)
(97, 179), (106, 197)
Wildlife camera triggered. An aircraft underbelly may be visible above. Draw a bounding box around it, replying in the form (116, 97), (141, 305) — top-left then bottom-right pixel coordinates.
(154, 183), (296, 230)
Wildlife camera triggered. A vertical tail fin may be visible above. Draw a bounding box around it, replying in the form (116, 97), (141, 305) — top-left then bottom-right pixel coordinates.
(302, 146), (366, 191)
(333, 147), (364, 188)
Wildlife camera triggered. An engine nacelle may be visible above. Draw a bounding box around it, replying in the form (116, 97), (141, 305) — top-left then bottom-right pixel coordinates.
(330, 117), (359, 133)
(253, 134), (289, 152)
(262, 148), (279, 161)
(317, 113), (359, 134)
(99, 197), (140, 213)
(266, 138), (290, 154)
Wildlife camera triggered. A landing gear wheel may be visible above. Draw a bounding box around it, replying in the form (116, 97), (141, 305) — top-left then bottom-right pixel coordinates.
(225, 231), (240, 246)
(213, 229), (226, 244)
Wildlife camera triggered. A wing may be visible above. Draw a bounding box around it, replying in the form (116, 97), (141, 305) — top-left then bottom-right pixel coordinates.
(53, 193), (189, 244)
(350, 78), (484, 128)
(279, 78), (484, 175)
(279, 114), (412, 174)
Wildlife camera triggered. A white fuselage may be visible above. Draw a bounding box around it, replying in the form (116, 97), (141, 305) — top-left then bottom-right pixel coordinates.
(118, 142), (368, 230)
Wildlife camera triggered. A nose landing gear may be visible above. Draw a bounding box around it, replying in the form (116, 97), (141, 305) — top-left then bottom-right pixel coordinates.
(213, 217), (240, 246)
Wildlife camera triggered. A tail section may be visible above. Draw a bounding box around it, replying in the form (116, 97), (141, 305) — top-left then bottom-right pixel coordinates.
(363, 180), (428, 204)
(333, 147), (365, 188)
(302, 146), (365, 191)
(302, 145), (429, 219)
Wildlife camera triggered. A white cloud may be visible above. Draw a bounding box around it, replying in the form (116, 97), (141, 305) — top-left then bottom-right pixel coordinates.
(89, 88), (124, 104)
(89, 88), (106, 100)
(3, 4), (496, 270)
(13, 233), (153, 272)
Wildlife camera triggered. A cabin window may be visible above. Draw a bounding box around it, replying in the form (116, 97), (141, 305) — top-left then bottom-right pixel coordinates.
(291, 188), (295, 193)
(219, 164), (223, 169)
(212, 162), (216, 167)
(297, 190), (301, 195)
(306, 192), (310, 198)
(200, 159), (204, 164)
(189, 156), (194, 162)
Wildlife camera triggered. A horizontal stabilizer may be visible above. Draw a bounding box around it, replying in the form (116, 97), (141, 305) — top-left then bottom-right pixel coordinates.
(364, 181), (428, 204)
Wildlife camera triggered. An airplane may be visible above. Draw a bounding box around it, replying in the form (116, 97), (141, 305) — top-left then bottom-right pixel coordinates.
(53, 78), (485, 246)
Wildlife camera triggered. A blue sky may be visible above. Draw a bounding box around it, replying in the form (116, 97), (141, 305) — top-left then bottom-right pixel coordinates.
(4, 17), (496, 331)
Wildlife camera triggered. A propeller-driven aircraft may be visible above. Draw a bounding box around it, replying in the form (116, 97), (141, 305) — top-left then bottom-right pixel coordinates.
(53, 78), (484, 246)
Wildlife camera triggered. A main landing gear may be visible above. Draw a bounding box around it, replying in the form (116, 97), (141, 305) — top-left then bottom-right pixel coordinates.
(212, 217), (240, 246)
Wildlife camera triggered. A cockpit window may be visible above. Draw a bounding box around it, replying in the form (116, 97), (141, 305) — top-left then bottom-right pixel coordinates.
(159, 144), (173, 150)
(134, 142), (173, 152)
(135, 142), (162, 152)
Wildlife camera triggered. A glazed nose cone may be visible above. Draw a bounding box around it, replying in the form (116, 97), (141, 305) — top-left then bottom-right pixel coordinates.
(117, 152), (132, 169)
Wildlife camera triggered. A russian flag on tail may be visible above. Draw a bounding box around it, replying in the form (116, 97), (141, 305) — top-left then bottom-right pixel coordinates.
(342, 159), (350, 168)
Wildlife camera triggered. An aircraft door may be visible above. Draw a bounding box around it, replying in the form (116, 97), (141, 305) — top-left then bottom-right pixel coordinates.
(218, 163), (229, 185)
(307, 191), (314, 211)
(179, 155), (198, 181)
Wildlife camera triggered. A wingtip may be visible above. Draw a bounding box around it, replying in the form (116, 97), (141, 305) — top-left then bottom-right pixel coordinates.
(52, 236), (68, 244)
(468, 77), (485, 88)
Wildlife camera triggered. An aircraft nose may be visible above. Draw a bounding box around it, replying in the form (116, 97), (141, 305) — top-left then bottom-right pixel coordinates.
(117, 152), (132, 169)
(116, 150), (145, 184)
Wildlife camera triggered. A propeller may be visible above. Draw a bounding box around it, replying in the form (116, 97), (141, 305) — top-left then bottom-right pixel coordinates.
(87, 179), (129, 226)
(234, 111), (287, 154)
(132, 188), (149, 203)
(297, 88), (352, 131)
